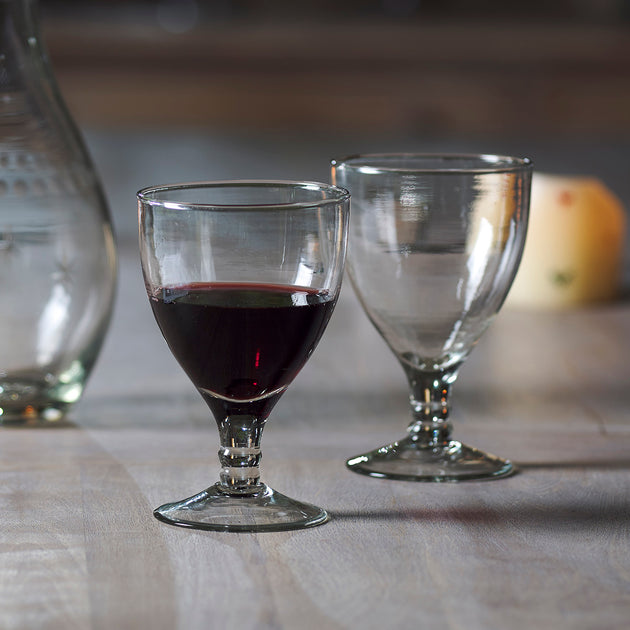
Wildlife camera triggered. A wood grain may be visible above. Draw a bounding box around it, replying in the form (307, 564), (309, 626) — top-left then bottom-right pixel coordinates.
(0, 228), (629, 629)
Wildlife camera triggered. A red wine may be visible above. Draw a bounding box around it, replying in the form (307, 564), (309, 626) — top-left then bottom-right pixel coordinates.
(150, 282), (336, 418)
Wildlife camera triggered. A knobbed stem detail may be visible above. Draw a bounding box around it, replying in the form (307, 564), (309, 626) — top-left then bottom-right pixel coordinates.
(402, 365), (460, 448)
(216, 414), (266, 494)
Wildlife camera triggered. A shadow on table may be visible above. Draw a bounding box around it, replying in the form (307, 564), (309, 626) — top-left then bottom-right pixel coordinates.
(515, 458), (630, 470)
(327, 500), (630, 531)
(0, 418), (77, 429)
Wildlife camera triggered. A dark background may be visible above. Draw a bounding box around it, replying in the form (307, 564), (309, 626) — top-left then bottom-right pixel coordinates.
(38, 0), (630, 240)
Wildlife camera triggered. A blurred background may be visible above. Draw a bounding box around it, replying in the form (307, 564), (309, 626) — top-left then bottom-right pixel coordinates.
(39, 0), (630, 241)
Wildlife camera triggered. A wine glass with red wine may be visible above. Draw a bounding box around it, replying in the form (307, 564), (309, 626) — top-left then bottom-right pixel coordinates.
(332, 154), (531, 481)
(138, 181), (349, 531)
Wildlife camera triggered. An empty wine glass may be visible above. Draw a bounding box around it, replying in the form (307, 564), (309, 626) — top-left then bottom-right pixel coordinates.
(332, 154), (532, 481)
(138, 181), (349, 530)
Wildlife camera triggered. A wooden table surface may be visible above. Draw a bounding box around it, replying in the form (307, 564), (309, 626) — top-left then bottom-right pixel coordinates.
(2, 242), (629, 630)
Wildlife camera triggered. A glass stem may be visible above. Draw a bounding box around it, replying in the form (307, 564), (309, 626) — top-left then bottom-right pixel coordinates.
(402, 365), (460, 448)
(216, 414), (266, 495)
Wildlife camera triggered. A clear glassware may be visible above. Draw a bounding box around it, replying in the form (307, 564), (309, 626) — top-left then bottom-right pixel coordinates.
(0, 0), (117, 422)
(332, 154), (532, 481)
(138, 180), (349, 531)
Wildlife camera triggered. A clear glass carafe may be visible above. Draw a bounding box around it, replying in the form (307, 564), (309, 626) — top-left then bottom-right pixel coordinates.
(0, 0), (117, 422)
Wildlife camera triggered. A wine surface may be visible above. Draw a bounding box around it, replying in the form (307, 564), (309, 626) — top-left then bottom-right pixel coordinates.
(150, 282), (335, 410)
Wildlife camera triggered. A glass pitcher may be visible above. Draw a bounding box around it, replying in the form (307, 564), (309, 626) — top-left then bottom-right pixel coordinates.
(0, 0), (117, 422)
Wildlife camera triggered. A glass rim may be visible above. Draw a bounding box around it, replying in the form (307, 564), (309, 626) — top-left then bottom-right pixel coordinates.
(137, 179), (351, 211)
(331, 153), (533, 175)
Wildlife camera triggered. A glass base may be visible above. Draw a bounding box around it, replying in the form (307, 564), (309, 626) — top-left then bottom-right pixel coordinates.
(0, 402), (69, 424)
(153, 483), (329, 532)
(346, 436), (514, 482)
(0, 376), (78, 423)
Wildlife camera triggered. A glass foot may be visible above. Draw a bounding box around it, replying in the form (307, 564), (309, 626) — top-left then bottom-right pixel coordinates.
(153, 483), (329, 532)
(346, 436), (514, 482)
